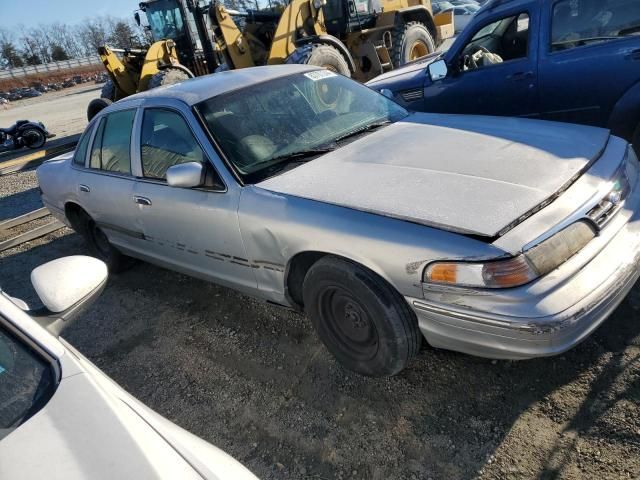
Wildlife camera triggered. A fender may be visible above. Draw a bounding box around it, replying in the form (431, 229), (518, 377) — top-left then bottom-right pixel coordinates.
(608, 80), (640, 142)
(16, 121), (47, 135)
(294, 35), (356, 73)
(158, 63), (196, 78)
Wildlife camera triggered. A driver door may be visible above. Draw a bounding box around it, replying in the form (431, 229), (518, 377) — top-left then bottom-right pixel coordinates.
(425, 6), (540, 118)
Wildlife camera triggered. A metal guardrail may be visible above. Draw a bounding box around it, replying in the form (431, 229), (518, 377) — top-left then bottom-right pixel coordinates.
(0, 56), (101, 80)
(0, 136), (79, 176)
(0, 208), (64, 252)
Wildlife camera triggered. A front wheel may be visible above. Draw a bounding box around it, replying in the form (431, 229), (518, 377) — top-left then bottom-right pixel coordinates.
(22, 128), (46, 149)
(303, 256), (421, 377)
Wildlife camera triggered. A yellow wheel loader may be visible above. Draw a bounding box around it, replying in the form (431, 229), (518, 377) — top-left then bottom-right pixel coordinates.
(88, 0), (453, 119)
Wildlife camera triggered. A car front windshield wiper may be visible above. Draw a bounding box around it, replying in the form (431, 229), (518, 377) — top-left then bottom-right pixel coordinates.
(248, 146), (336, 178)
(333, 120), (393, 144)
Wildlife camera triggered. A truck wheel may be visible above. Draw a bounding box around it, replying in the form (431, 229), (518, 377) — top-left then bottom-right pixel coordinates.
(302, 256), (421, 377)
(87, 98), (112, 121)
(101, 79), (116, 101)
(148, 68), (191, 89)
(286, 43), (351, 77)
(391, 21), (435, 67)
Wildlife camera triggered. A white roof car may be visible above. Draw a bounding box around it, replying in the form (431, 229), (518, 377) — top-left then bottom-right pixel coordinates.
(0, 256), (257, 480)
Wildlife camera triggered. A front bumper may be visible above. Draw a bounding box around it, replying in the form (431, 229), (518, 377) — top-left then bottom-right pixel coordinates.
(407, 186), (640, 360)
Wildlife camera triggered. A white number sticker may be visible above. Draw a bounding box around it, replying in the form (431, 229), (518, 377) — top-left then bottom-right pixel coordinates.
(304, 70), (338, 81)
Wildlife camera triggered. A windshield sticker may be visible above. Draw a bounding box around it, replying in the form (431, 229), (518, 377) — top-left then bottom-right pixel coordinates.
(304, 70), (338, 81)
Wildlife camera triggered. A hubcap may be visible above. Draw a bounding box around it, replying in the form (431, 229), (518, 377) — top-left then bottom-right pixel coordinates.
(409, 41), (429, 61)
(319, 287), (379, 361)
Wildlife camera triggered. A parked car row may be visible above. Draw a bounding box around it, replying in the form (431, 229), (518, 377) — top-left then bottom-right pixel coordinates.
(0, 72), (104, 103)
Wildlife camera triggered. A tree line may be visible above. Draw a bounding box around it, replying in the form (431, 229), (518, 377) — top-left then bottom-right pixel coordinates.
(0, 16), (150, 69)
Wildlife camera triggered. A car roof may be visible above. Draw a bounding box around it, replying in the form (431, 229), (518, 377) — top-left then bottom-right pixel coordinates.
(117, 64), (319, 108)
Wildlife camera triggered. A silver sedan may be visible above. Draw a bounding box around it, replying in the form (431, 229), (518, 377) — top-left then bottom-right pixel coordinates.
(38, 65), (640, 376)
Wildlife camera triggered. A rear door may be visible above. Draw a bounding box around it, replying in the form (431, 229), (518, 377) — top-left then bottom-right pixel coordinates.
(426, 3), (540, 117)
(539, 0), (640, 127)
(74, 108), (143, 253)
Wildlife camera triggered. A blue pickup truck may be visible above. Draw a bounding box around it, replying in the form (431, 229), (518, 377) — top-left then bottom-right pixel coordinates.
(367, 0), (640, 151)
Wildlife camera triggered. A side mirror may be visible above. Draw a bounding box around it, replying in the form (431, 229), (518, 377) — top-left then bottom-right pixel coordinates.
(166, 161), (204, 188)
(428, 59), (448, 82)
(379, 88), (394, 99)
(30, 256), (108, 336)
(134, 11), (141, 26)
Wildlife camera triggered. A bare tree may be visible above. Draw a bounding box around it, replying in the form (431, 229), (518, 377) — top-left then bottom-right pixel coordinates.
(48, 22), (84, 58)
(0, 28), (24, 68)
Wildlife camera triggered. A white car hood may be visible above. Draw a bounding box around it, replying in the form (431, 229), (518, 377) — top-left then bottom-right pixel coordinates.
(257, 113), (610, 238)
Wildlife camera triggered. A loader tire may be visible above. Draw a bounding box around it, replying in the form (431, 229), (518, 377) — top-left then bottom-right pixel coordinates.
(286, 43), (351, 77)
(100, 79), (116, 101)
(391, 21), (435, 67)
(87, 98), (112, 121)
(148, 68), (191, 89)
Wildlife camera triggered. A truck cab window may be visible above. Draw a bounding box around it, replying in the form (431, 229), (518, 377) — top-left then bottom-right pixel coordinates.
(460, 13), (530, 71)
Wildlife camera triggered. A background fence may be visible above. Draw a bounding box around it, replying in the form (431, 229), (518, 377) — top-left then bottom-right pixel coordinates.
(0, 56), (102, 80)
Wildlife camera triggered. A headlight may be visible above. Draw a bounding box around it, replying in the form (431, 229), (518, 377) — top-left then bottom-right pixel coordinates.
(424, 221), (595, 289)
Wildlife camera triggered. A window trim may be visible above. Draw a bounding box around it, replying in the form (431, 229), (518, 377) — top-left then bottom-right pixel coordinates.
(457, 10), (533, 74)
(85, 108), (138, 177)
(137, 106), (227, 193)
(72, 123), (95, 167)
(547, 0), (639, 55)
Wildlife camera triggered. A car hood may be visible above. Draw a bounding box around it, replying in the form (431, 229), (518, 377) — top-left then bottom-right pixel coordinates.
(257, 113), (610, 238)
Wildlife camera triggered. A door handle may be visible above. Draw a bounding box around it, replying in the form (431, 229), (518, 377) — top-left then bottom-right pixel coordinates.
(133, 196), (152, 206)
(79, 184), (90, 193)
(508, 71), (534, 81)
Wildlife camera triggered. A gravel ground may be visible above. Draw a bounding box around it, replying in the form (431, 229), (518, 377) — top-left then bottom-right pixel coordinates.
(1, 168), (639, 479)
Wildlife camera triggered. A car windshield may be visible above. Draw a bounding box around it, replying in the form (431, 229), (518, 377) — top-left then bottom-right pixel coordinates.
(196, 71), (408, 183)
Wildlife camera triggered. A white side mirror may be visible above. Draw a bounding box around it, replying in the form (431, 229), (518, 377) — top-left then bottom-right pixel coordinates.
(428, 59), (448, 82)
(30, 256), (108, 335)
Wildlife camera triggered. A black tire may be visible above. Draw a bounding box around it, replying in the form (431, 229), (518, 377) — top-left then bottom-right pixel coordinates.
(391, 21), (435, 67)
(303, 256), (421, 377)
(286, 43), (351, 77)
(87, 97), (112, 121)
(75, 209), (135, 273)
(101, 79), (116, 100)
(148, 68), (191, 89)
(22, 128), (46, 149)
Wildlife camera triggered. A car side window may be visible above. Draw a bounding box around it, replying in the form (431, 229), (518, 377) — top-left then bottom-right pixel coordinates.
(551, 0), (640, 52)
(89, 109), (135, 174)
(461, 12), (530, 71)
(140, 109), (206, 180)
(72, 123), (94, 167)
(0, 322), (56, 441)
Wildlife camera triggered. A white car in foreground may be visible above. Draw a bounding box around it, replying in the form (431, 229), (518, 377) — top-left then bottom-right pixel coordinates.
(0, 256), (257, 480)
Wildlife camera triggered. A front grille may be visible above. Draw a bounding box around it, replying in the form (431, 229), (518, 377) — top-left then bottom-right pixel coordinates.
(400, 88), (423, 102)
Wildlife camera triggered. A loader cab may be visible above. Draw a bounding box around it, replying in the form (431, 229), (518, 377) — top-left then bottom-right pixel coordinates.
(323, 0), (380, 34)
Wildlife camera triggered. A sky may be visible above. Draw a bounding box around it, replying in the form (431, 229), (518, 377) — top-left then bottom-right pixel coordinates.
(0, 0), (136, 29)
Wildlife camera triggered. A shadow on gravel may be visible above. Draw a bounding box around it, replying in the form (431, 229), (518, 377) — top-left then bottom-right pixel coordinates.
(0, 186), (43, 221)
(2, 234), (639, 479)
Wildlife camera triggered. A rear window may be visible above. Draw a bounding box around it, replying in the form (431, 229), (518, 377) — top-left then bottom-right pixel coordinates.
(551, 0), (640, 51)
(0, 322), (56, 441)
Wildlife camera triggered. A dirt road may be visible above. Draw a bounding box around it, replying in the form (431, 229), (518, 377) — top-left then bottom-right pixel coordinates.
(1, 169), (639, 480)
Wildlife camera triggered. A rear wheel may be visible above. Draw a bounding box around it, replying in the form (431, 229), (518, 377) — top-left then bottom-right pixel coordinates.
(22, 128), (46, 149)
(74, 209), (135, 273)
(391, 21), (435, 67)
(302, 256), (421, 377)
(87, 98), (112, 121)
(148, 68), (191, 89)
(286, 43), (351, 77)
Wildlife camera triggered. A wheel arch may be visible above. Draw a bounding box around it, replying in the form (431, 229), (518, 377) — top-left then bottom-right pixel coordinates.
(294, 35), (356, 73)
(284, 250), (401, 310)
(394, 7), (437, 42)
(64, 201), (90, 233)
